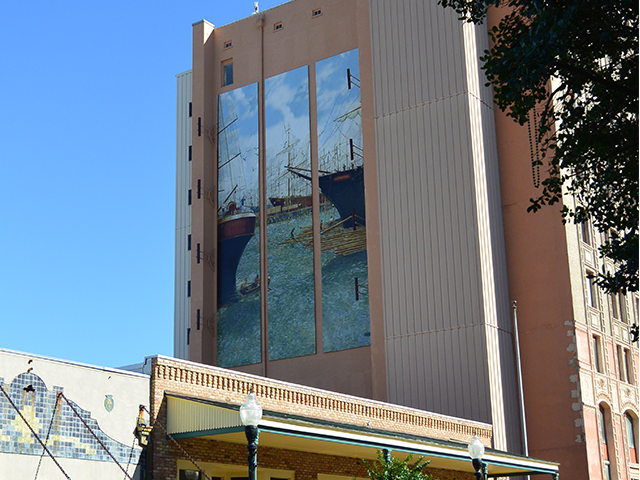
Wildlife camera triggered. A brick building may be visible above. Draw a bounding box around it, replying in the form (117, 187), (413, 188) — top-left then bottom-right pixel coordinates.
(147, 355), (558, 479)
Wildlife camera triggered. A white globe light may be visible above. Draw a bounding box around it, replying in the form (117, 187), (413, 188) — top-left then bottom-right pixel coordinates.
(240, 392), (263, 426)
(468, 435), (485, 460)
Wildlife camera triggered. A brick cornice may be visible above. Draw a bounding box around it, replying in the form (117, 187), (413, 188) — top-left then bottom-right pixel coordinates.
(151, 356), (492, 445)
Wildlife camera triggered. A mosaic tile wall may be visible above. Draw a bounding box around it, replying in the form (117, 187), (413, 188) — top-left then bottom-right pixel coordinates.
(0, 372), (142, 466)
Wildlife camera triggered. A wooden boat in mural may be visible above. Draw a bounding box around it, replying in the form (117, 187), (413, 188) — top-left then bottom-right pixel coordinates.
(217, 206), (256, 306)
(288, 165), (366, 229)
(239, 275), (270, 296)
(269, 195), (313, 209)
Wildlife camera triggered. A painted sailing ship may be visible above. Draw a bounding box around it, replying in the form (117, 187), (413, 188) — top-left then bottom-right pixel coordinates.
(288, 163), (365, 229)
(218, 203), (256, 306)
(311, 99), (366, 229)
(267, 125), (312, 218)
(217, 95), (258, 306)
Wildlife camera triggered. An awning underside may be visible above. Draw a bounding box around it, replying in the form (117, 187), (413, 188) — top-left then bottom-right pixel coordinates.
(166, 394), (558, 478)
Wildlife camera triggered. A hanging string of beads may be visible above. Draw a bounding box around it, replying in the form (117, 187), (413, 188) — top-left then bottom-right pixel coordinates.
(528, 109), (541, 188)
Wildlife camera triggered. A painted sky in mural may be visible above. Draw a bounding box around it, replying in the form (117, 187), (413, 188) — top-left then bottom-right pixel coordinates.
(217, 83), (261, 368)
(218, 85), (260, 209)
(316, 49), (371, 353)
(316, 49), (363, 172)
(265, 66), (316, 362)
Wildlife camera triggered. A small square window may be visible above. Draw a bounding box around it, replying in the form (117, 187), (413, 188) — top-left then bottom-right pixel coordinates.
(222, 60), (233, 86)
(312, 8), (322, 17)
(224, 40), (232, 49)
(273, 22), (283, 31)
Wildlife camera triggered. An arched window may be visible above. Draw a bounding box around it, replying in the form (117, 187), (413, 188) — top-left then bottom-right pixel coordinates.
(599, 404), (614, 480)
(626, 412), (638, 464)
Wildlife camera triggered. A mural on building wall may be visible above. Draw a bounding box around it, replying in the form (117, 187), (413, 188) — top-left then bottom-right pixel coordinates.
(215, 54), (370, 366)
(265, 66), (316, 361)
(315, 49), (370, 352)
(217, 83), (262, 368)
(0, 372), (142, 466)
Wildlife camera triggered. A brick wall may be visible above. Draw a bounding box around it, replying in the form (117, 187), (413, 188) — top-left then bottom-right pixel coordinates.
(149, 356), (480, 480)
(150, 357), (491, 444)
(153, 433), (473, 480)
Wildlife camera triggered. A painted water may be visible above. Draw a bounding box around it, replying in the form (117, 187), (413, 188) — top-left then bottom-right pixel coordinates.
(217, 206), (370, 368)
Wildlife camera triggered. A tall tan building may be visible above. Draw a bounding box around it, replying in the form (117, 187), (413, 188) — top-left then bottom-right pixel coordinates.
(174, 1), (639, 478)
(495, 91), (640, 478)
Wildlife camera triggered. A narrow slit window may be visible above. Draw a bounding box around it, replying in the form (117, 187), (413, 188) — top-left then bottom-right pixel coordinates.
(599, 405), (615, 480)
(626, 413), (638, 463)
(222, 60), (233, 86)
(617, 345), (625, 381)
(618, 293), (627, 323)
(582, 220), (592, 245)
(623, 348), (633, 384)
(592, 335), (603, 373)
(587, 272), (598, 308)
(611, 293), (620, 319)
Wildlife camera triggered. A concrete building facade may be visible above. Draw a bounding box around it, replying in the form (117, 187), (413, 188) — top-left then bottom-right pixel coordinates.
(0, 348), (148, 479)
(173, 1), (639, 479)
(175, 0), (520, 454)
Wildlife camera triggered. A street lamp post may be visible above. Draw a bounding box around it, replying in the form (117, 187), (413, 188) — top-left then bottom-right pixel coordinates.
(240, 391), (263, 480)
(468, 435), (486, 480)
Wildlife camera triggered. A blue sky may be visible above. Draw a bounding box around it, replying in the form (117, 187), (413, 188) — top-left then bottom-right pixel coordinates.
(0, 0), (283, 368)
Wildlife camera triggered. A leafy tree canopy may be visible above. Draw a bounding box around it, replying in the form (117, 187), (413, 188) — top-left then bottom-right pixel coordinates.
(439, 0), (638, 300)
(364, 451), (435, 480)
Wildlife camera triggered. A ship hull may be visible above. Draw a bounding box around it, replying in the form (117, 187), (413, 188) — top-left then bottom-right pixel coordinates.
(217, 213), (257, 306)
(319, 166), (365, 228)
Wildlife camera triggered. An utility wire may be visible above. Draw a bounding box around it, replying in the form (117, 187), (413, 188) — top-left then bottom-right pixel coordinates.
(34, 392), (61, 480)
(0, 384), (72, 480)
(141, 405), (213, 480)
(58, 392), (134, 480)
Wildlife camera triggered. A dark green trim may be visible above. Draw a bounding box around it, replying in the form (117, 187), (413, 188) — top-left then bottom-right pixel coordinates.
(258, 425), (557, 476)
(488, 472), (557, 478)
(482, 457), (558, 475)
